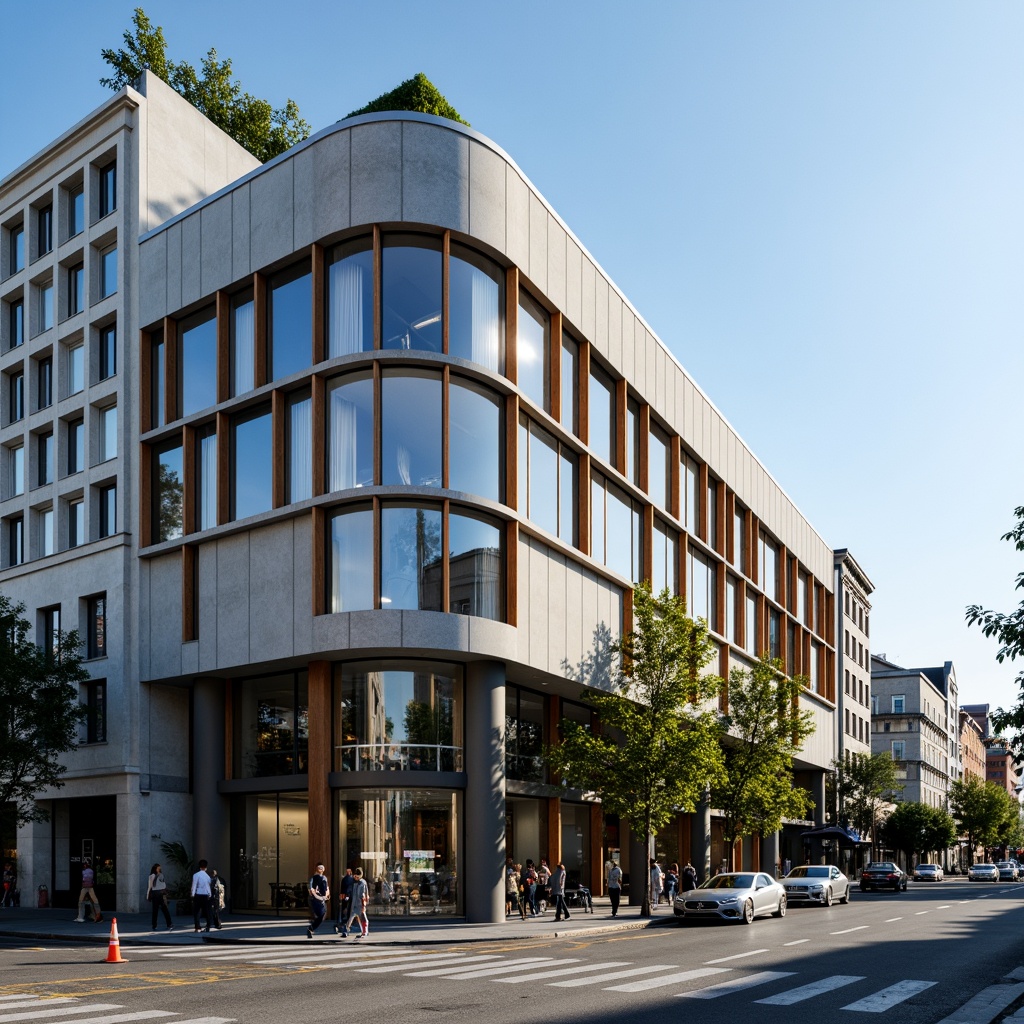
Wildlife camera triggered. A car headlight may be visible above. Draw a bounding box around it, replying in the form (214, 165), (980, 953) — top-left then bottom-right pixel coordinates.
(718, 897), (738, 904)
(809, 885), (823, 891)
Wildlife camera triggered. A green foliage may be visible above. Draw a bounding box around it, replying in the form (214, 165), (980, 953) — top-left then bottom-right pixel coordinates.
(158, 839), (194, 899)
(949, 776), (1019, 862)
(879, 802), (957, 863)
(546, 584), (725, 916)
(348, 73), (469, 125)
(712, 655), (814, 862)
(0, 594), (89, 827)
(830, 752), (902, 850)
(100, 8), (310, 162)
(967, 506), (1024, 752)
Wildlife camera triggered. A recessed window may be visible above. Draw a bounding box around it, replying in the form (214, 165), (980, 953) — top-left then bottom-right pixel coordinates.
(67, 262), (84, 317)
(448, 511), (504, 620)
(153, 442), (183, 542)
(179, 310), (217, 417)
(269, 263), (312, 381)
(560, 334), (578, 436)
(8, 370), (24, 422)
(7, 515), (24, 566)
(230, 293), (254, 397)
(99, 162), (116, 218)
(68, 498), (84, 548)
(892, 695), (905, 714)
(382, 238), (441, 352)
(87, 594), (107, 658)
(37, 431), (53, 486)
(67, 342), (84, 395)
(37, 356), (52, 409)
(98, 405), (117, 463)
(83, 680), (106, 743)
(380, 504), (442, 610)
(687, 547), (717, 631)
(449, 245), (503, 372)
(682, 453), (699, 536)
(727, 576), (740, 644)
(381, 370), (441, 487)
(652, 518), (678, 596)
(517, 291), (549, 411)
(648, 425), (669, 510)
(707, 478), (718, 550)
(449, 378), (502, 503)
(287, 391), (312, 504)
(326, 372), (373, 492)
(891, 740), (905, 761)
(8, 299), (23, 349)
(150, 333), (165, 427)
(230, 405), (272, 520)
(40, 605), (61, 659)
(328, 506), (374, 613)
(518, 415), (577, 545)
(745, 591), (757, 655)
(37, 204), (52, 256)
(9, 443), (24, 496)
(759, 531), (779, 603)
(591, 473), (641, 582)
(98, 483), (116, 538)
(625, 398), (640, 484)
(38, 282), (53, 333)
(195, 428), (216, 531)
(588, 365), (615, 467)
(69, 187), (85, 237)
(326, 240), (373, 357)
(41, 507), (54, 556)
(98, 323), (116, 380)
(100, 246), (117, 298)
(9, 223), (24, 273)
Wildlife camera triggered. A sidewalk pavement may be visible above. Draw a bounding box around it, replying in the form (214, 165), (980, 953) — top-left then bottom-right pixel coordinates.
(0, 896), (674, 947)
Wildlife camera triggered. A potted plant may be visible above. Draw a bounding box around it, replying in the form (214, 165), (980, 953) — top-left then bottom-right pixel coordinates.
(159, 840), (194, 917)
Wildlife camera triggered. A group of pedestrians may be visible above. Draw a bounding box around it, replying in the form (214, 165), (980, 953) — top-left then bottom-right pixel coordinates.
(505, 858), (574, 920)
(186, 859), (225, 932)
(648, 858), (697, 908)
(305, 863), (370, 939)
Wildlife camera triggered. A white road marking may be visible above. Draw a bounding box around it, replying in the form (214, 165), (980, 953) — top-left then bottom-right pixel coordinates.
(0, 1005), (77, 1013)
(884, 918), (902, 923)
(172, 1019), (236, 1024)
(233, 948), (422, 965)
(784, 939), (810, 946)
(359, 955), (499, 973)
(841, 979), (936, 1012)
(160, 945), (290, 957)
(406, 956), (556, 978)
(756, 975), (865, 1005)
(550, 965), (677, 988)
(496, 961), (632, 983)
(914, 911), (929, 916)
(831, 926), (869, 934)
(938, 905), (951, 909)
(678, 971), (796, 999)
(442, 958), (580, 980)
(0, 1006), (130, 1023)
(605, 967), (728, 993)
(35, 1016), (178, 1024)
(706, 949), (768, 964)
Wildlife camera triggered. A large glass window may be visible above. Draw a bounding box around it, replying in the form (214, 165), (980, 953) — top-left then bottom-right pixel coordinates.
(449, 245), (503, 372)
(449, 379), (502, 502)
(153, 442), (183, 542)
(769, 608), (781, 661)
(797, 570), (808, 625)
(234, 673), (309, 778)
(9, 299), (23, 348)
(8, 370), (23, 422)
(67, 342), (84, 395)
(100, 246), (117, 298)
(231, 293), (255, 396)
(196, 428), (217, 531)
(682, 454), (699, 534)
(99, 405), (117, 462)
(381, 370), (441, 487)
(506, 686), (546, 782)
(231, 406), (272, 520)
(179, 310), (217, 417)
(37, 356), (52, 409)
(68, 498), (84, 548)
(99, 323), (116, 380)
(230, 792), (309, 914)
(517, 292), (548, 410)
(561, 334), (578, 435)
(626, 399), (640, 484)
(329, 506), (374, 613)
(727, 577), (739, 644)
(83, 680), (107, 744)
(649, 425), (669, 509)
(9, 444), (24, 496)
(651, 518), (678, 596)
(99, 162), (117, 218)
(7, 516), (24, 566)
(69, 187), (84, 237)
(99, 484), (116, 538)
(687, 548), (717, 630)
(287, 391), (312, 503)
(67, 417), (84, 474)
(67, 262), (84, 317)
(380, 504), (442, 611)
(150, 334), (165, 427)
(518, 415), (576, 545)
(327, 372), (373, 491)
(10, 224), (24, 272)
(589, 366), (615, 466)
(382, 239), (441, 351)
(591, 474), (641, 582)
(448, 512), (503, 620)
(38, 283), (53, 333)
(37, 204), (52, 256)
(87, 594), (107, 659)
(327, 241), (373, 357)
(759, 531), (779, 602)
(269, 263), (312, 380)
(335, 662), (463, 773)
(733, 503), (747, 573)
(745, 592), (758, 655)
(336, 789), (461, 916)
(707, 478), (718, 550)
(41, 507), (55, 555)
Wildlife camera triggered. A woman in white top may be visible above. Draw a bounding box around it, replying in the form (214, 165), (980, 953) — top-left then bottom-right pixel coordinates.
(649, 858), (664, 908)
(146, 863), (173, 930)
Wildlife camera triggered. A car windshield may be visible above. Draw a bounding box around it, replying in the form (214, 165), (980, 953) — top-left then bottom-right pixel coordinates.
(700, 874), (755, 890)
(918, 864), (937, 870)
(787, 867), (828, 878)
(998, 862), (1012, 868)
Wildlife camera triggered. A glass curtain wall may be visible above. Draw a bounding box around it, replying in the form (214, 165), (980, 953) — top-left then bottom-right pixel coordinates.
(179, 310), (217, 416)
(233, 672), (309, 778)
(230, 792), (309, 913)
(382, 239), (441, 351)
(449, 245), (503, 372)
(327, 240), (373, 357)
(327, 372), (373, 491)
(269, 264), (312, 380)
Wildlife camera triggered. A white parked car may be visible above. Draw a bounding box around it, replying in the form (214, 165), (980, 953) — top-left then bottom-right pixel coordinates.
(782, 865), (851, 906)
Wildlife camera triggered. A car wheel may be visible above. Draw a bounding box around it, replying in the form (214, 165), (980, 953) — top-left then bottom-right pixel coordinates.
(824, 888), (833, 907)
(772, 895), (787, 918)
(892, 882), (900, 892)
(902, 880), (908, 891)
(840, 886), (850, 904)
(742, 899), (755, 925)
(860, 883), (869, 892)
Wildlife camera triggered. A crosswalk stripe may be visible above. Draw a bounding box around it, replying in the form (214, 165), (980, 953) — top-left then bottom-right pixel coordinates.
(224, 948), (419, 965)
(441, 959), (580, 981)
(0, 1004), (77, 1012)
(706, 949), (768, 964)
(161, 946), (286, 957)
(755, 975), (865, 1005)
(321, 954), (478, 971)
(677, 971), (796, 999)
(0, 1005), (126, 1023)
(495, 961), (632, 983)
(406, 956), (556, 979)
(605, 967), (729, 993)
(172, 1019), (236, 1024)
(550, 965), (677, 988)
(841, 979), (936, 1012)
(831, 926), (869, 934)
(358, 955), (499, 973)
(30, 1015), (177, 1024)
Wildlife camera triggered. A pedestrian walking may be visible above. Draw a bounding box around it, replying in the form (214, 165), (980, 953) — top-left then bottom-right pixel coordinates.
(191, 859), (213, 932)
(537, 858), (551, 912)
(75, 859), (102, 923)
(345, 867), (370, 939)
(505, 861), (519, 917)
(209, 868), (225, 929)
(1, 862), (15, 908)
(146, 863), (173, 930)
(523, 859), (538, 916)
(681, 861), (698, 892)
(664, 862), (679, 903)
(306, 863), (330, 938)
(551, 861), (570, 921)
(649, 858), (664, 908)
(608, 861), (623, 917)
(334, 867), (354, 935)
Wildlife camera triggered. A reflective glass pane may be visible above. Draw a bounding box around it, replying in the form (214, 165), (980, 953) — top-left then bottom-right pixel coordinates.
(43, 508), (54, 555)
(181, 313), (217, 416)
(40, 287), (52, 332)
(288, 393), (312, 503)
(155, 444), (183, 541)
(649, 428), (668, 509)
(68, 344), (84, 394)
(559, 448), (577, 545)
(527, 421), (558, 535)
(234, 675), (308, 778)
(626, 400), (639, 484)
(606, 482), (638, 581)
(450, 249), (502, 371)
(231, 297), (255, 396)
(380, 505), (442, 610)
(232, 408), (272, 520)
(327, 247), (373, 356)
(561, 335), (578, 434)
(382, 244), (441, 351)
(329, 508), (374, 613)
(270, 267), (312, 380)
(101, 247), (117, 297)
(449, 513), (503, 621)
(197, 431), (217, 531)
(517, 295), (547, 409)
(381, 372), (441, 486)
(100, 406), (117, 461)
(590, 475), (605, 563)
(449, 380), (501, 502)
(327, 374), (374, 491)
(589, 370), (614, 465)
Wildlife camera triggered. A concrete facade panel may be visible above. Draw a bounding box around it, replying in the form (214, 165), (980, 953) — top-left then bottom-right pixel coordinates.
(349, 609), (404, 651)
(311, 129), (351, 239)
(139, 234), (167, 328)
(563, 554), (584, 676)
(527, 193), (547, 296)
(350, 122), (402, 226)
(401, 609), (470, 652)
(181, 640), (199, 677)
(516, 537), (531, 665)
(291, 516), (313, 655)
(311, 609), (350, 653)
(165, 221), (182, 314)
(215, 533), (250, 669)
(466, 616), (518, 660)
(231, 184), (252, 282)
(527, 535), (550, 673)
(250, 160), (294, 271)
(546, 217), (567, 316)
(200, 199), (233, 297)
(468, 139), (504, 249)
(180, 212), (201, 308)
(403, 122), (470, 233)
(149, 553), (182, 679)
(248, 520), (296, 664)
(546, 555), (568, 676)
(292, 145), (315, 251)
(197, 541), (219, 671)
(505, 169), (530, 275)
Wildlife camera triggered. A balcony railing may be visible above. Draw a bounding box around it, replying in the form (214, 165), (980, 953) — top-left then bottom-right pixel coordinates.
(336, 743), (463, 772)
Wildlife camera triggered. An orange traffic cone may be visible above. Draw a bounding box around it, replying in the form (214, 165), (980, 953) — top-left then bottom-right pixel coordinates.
(103, 917), (128, 963)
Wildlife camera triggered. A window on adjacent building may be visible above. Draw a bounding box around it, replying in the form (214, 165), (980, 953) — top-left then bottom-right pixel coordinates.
(99, 246), (117, 298)
(87, 594), (107, 658)
(517, 291), (549, 411)
(69, 187), (84, 237)
(9, 298), (23, 349)
(381, 237), (441, 353)
(99, 323), (116, 380)
(153, 442), (183, 542)
(38, 282), (53, 332)
(98, 405), (117, 463)
(179, 309), (217, 417)
(37, 431), (53, 486)
(892, 695), (905, 714)
(891, 740), (905, 760)
(7, 515), (24, 567)
(449, 244), (503, 373)
(67, 342), (84, 396)
(519, 415), (577, 545)
(40, 605), (60, 658)
(589, 365), (615, 467)
(326, 240), (373, 358)
(41, 507), (54, 556)
(66, 417), (84, 475)
(560, 334), (578, 435)
(99, 162), (116, 218)
(326, 372), (373, 492)
(83, 680), (107, 743)
(37, 204), (52, 256)
(98, 484), (116, 538)
(10, 223), (24, 273)
(8, 369), (24, 422)
(231, 406), (273, 520)
(9, 443), (24, 496)
(67, 262), (84, 317)
(269, 262), (312, 380)
(68, 498), (84, 548)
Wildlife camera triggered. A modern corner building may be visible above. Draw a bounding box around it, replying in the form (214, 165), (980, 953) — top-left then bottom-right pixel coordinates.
(4, 74), (847, 922)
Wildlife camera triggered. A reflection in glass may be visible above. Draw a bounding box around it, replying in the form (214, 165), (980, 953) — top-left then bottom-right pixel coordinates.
(591, 474), (641, 582)
(232, 407), (272, 520)
(335, 662), (463, 773)
(381, 372), (441, 487)
(517, 293), (548, 409)
(327, 373), (373, 491)
(329, 507), (374, 613)
(154, 443), (183, 541)
(520, 415), (576, 545)
(380, 505), (442, 611)
(230, 792), (309, 912)
(652, 519), (678, 595)
(683, 454), (699, 534)
(506, 686), (546, 782)
(649, 428), (668, 510)
(150, 335), (165, 426)
(288, 392), (312, 503)
(382, 243), (441, 351)
(68, 344), (84, 394)
(746, 592), (757, 654)
(450, 248), (502, 371)
(449, 380), (501, 501)
(589, 368), (614, 466)
(234, 674), (309, 778)
(180, 312), (217, 417)
(449, 512), (503, 620)
(270, 266), (312, 380)
(197, 428), (217, 531)
(231, 295), (255, 396)
(327, 244), (373, 356)
(626, 399), (639, 484)
(561, 335), (578, 434)
(688, 548), (711, 625)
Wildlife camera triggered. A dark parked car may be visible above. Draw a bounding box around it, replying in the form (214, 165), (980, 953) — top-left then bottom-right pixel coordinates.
(860, 862), (907, 892)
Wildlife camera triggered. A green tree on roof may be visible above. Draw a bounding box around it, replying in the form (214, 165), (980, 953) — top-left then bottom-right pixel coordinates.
(100, 8), (310, 163)
(348, 73), (469, 125)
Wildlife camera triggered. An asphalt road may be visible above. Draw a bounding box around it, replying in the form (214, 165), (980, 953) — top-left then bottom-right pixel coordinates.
(3, 878), (1024, 1024)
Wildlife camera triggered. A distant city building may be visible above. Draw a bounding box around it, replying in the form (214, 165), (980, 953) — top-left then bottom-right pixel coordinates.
(984, 740), (1020, 796)
(834, 549), (873, 761)
(960, 703), (993, 741)
(958, 710), (987, 783)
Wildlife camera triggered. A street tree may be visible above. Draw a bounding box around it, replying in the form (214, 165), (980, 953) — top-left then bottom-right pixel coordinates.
(547, 583), (725, 917)
(879, 802), (956, 865)
(967, 505), (1024, 750)
(0, 594), (89, 826)
(949, 777), (1011, 863)
(100, 8), (311, 162)
(712, 655), (814, 869)
(831, 752), (902, 854)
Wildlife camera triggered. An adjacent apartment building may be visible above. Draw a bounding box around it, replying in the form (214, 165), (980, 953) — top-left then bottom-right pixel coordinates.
(3, 73), (845, 922)
(834, 549), (873, 762)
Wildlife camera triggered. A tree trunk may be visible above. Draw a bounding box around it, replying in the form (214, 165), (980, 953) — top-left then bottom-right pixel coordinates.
(641, 817), (652, 918)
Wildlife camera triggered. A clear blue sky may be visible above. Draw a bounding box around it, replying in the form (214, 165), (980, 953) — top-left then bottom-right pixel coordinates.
(3, 1), (1022, 713)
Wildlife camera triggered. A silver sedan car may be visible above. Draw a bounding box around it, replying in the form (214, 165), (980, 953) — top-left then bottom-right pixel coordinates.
(968, 863), (1000, 881)
(782, 864), (851, 906)
(913, 863), (944, 882)
(674, 872), (787, 925)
